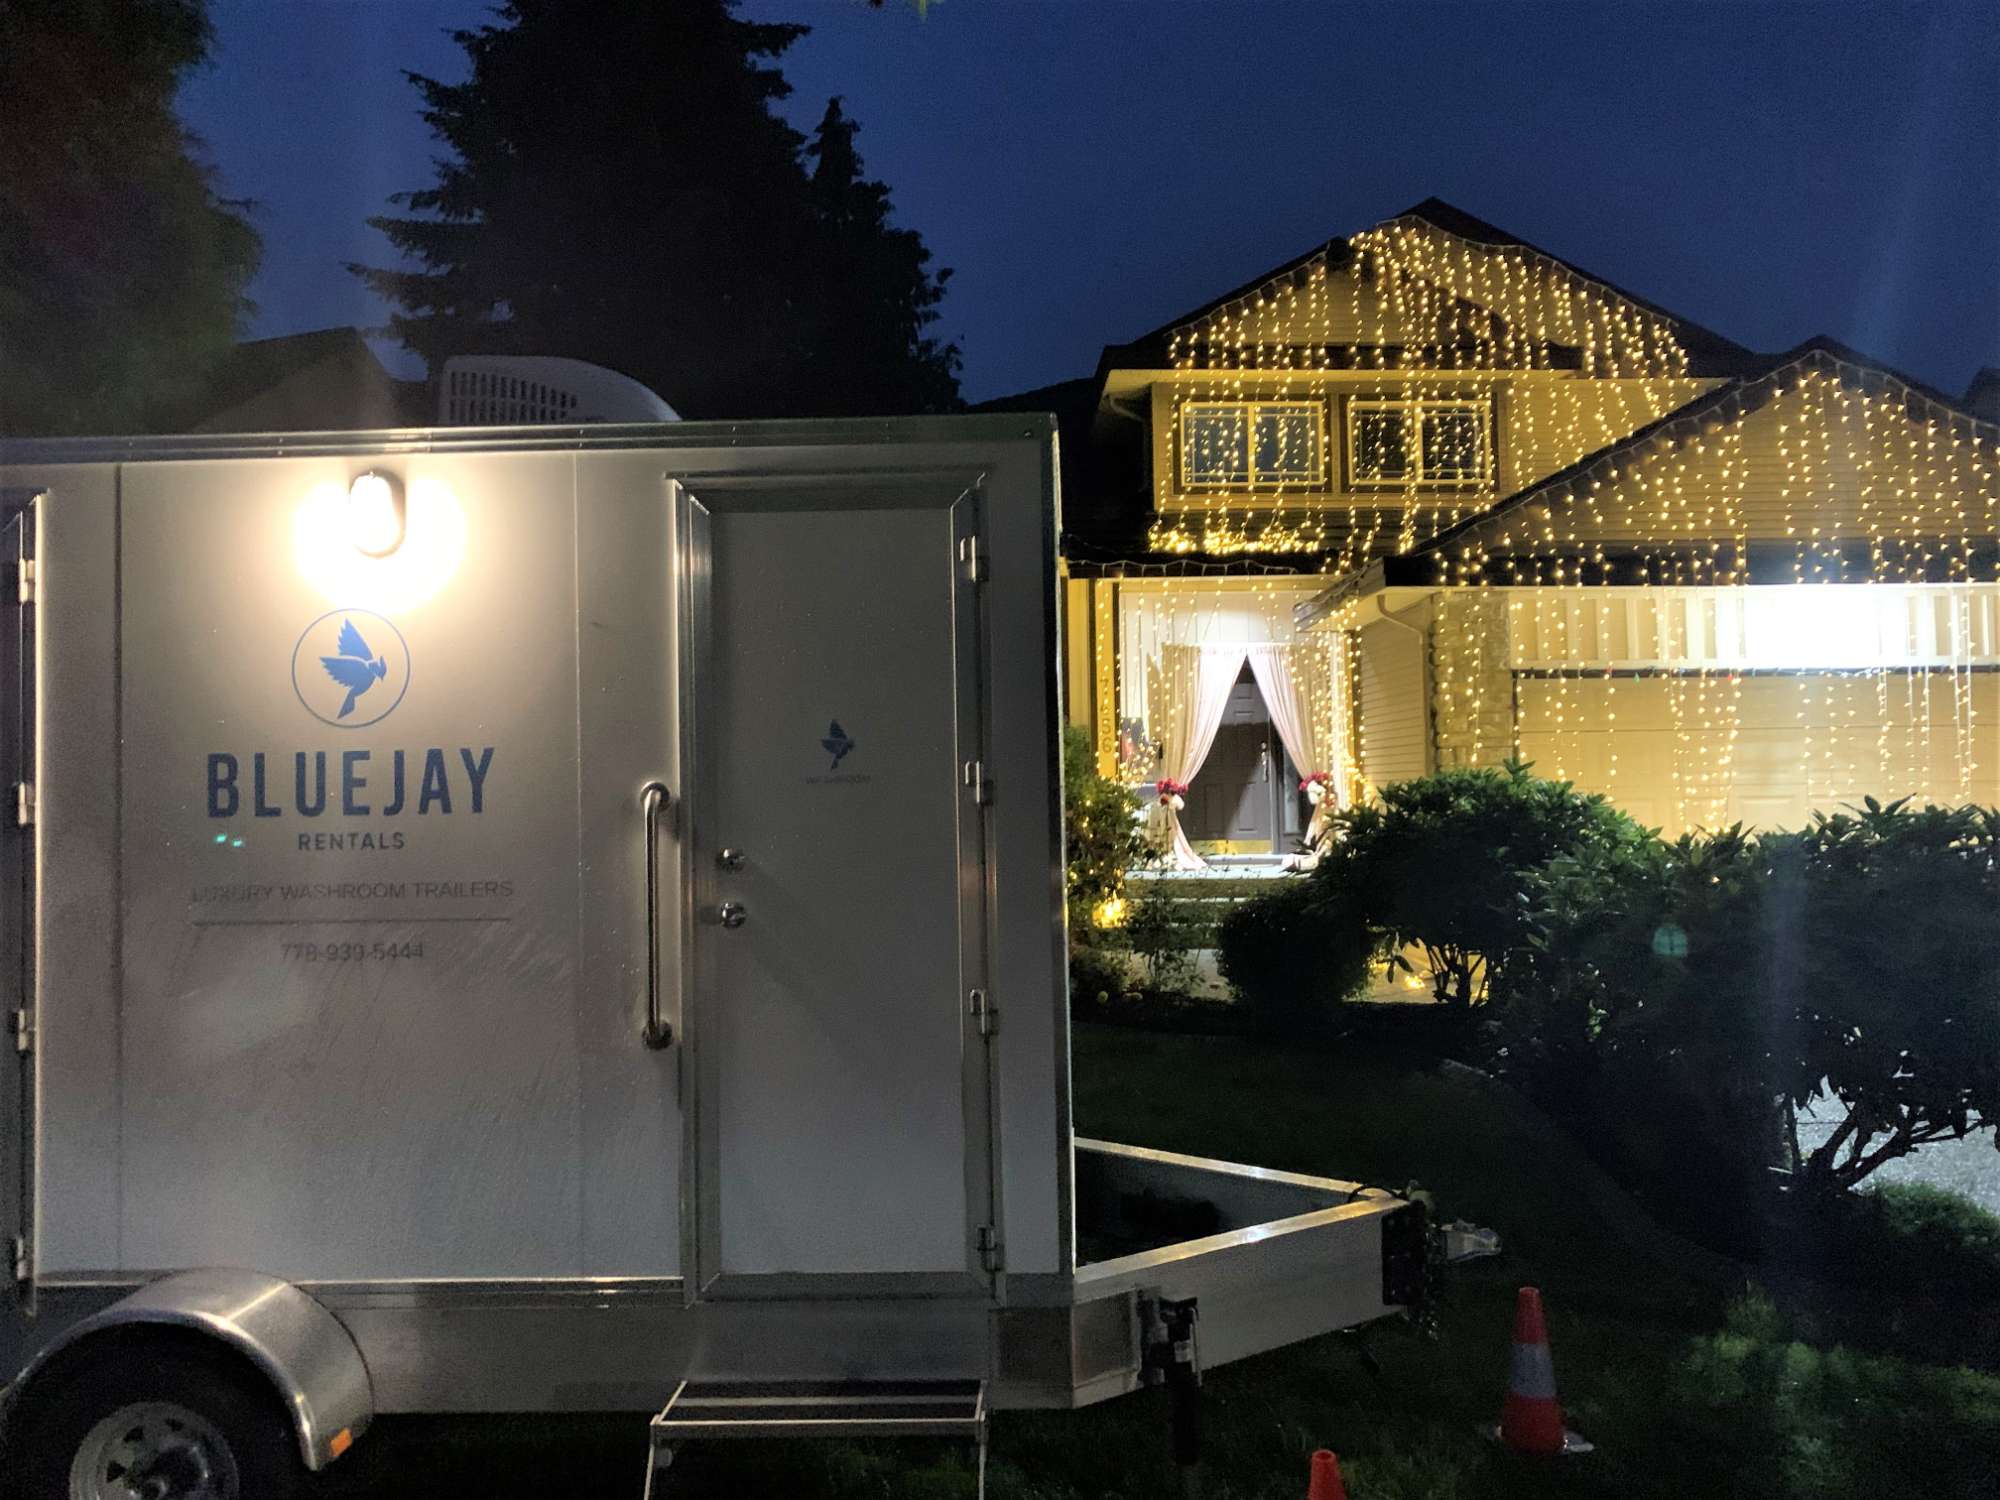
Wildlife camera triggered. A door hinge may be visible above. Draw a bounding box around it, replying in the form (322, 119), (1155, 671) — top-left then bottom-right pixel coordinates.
(10, 1235), (28, 1286)
(968, 988), (996, 1038)
(976, 1223), (1002, 1274)
(10, 1009), (31, 1056)
(958, 534), (982, 583)
(13, 781), (31, 829)
(962, 760), (991, 805)
(16, 558), (34, 606)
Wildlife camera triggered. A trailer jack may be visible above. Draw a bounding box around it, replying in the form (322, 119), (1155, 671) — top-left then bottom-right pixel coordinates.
(1140, 1295), (1202, 1493)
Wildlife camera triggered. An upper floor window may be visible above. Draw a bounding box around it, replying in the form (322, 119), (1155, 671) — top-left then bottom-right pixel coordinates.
(1180, 400), (1326, 490)
(1347, 398), (1493, 488)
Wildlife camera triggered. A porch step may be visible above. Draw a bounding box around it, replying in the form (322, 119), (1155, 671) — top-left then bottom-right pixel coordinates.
(650, 1377), (987, 1442)
(1129, 873), (1300, 903)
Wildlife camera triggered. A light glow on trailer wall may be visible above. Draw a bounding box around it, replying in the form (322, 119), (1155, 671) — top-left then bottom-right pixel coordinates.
(97, 451), (648, 1282)
(293, 475), (467, 613)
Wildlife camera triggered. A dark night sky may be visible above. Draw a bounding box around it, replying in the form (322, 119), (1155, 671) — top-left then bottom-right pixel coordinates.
(179, 0), (2000, 404)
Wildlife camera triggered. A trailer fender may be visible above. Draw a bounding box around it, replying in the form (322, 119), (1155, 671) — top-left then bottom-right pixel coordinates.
(9, 1268), (372, 1471)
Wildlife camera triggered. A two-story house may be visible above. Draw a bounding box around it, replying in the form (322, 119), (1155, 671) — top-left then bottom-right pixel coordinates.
(1004, 199), (1999, 865)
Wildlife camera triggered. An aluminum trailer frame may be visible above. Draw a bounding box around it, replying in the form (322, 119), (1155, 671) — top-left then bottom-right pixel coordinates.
(0, 418), (1420, 1481)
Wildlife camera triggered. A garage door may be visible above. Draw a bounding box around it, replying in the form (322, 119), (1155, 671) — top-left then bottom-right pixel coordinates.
(1516, 672), (2000, 837)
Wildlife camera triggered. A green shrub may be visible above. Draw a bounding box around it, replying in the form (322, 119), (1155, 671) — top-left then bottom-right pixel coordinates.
(1775, 800), (2000, 1200)
(1227, 765), (2000, 1220)
(1505, 797), (2000, 1227)
(1767, 1184), (2000, 1369)
(1313, 758), (1649, 1007)
(1503, 824), (1784, 1239)
(1061, 724), (1145, 939)
(1215, 877), (1370, 1037)
(1865, 1181), (2000, 1262)
(1837, 1182), (2000, 1287)
(1068, 942), (1135, 1008)
(1121, 883), (1209, 993)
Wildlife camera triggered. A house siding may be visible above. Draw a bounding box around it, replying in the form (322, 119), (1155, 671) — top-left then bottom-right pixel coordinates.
(1430, 590), (1515, 770)
(1498, 377), (1716, 498)
(1355, 612), (1432, 791)
(1517, 672), (2000, 838)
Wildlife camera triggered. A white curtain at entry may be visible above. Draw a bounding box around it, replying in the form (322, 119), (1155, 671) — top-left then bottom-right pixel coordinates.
(1149, 644), (1248, 869)
(1246, 643), (1339, 844)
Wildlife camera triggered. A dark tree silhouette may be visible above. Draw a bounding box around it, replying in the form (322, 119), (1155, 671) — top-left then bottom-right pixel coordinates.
(356, 0), (960, 419)
(0, 0), (260, 436)
(790, 98), (960, 416)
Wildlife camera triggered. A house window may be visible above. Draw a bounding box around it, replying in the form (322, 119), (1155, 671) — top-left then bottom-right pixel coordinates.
(1346, 398), (1493, 487)
(1180, 401), (1326, 490)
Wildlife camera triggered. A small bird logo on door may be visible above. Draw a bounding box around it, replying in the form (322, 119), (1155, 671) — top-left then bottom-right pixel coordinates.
(821, 721), (856, 772)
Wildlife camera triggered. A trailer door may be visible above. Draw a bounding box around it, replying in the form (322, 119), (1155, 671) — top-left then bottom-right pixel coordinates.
(678, 475), (992, 1296)
(1, 498), (32, 1299)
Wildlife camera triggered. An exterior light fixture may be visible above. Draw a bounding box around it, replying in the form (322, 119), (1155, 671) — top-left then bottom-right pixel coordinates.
(348, 470), (406, 557)
(296, 474), (465, 612)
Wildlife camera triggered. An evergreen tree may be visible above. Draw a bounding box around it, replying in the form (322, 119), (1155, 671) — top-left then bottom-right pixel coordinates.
(795, 97), (959, 415)
(0, 0), (260, 436)
(357, 0), (959, 419)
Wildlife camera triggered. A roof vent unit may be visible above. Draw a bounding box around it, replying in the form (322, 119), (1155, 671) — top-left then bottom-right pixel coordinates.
(437, 356), (678, 427)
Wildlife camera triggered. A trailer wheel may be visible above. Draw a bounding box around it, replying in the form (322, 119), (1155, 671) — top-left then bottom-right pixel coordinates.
(10, 1335), (306, 1500)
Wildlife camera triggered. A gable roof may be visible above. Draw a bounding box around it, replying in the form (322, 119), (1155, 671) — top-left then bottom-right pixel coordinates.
(1095, 196), (1758, 379)
(1401, 334), (1999, 567)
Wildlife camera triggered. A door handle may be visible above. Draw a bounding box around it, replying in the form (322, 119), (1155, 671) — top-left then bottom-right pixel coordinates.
(715, 901), (748, 930)
(639, 780), (674, 1049)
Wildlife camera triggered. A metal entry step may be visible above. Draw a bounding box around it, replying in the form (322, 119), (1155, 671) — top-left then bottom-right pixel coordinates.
(652, 1378), (986, 1441)
(644, 1379), (989, 1499)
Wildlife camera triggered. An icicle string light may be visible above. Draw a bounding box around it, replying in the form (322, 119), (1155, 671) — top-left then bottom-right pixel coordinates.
(1098, 210), (2000, 833)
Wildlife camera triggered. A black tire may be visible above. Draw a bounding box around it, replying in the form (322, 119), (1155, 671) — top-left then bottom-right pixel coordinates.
(10, 1333), (306, 1500)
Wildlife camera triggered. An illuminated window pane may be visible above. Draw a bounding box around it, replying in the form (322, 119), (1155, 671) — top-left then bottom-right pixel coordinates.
(1253, 407), (1321, 479)
(1183, 406), (1249, 486)
(1183, 401), (1324, 489)
(1349, 398), (1492, 486)
(1352, 408), (1410, 481)
(1423, 407), (1484, 481)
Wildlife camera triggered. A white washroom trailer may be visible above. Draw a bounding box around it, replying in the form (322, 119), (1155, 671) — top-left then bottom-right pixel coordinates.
(0, 417), (1422, 1496)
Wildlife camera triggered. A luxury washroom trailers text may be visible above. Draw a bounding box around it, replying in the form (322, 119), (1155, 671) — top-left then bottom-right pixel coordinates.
(0, 416), (1420, 1492)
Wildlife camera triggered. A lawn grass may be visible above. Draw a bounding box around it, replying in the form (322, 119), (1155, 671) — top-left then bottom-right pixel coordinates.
(325, 1025), (2000, 1498)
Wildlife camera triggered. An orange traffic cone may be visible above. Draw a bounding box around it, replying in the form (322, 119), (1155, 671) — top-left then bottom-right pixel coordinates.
(1306, 1448), (1348, 1500)
(1494, 1286), (1592, 1455)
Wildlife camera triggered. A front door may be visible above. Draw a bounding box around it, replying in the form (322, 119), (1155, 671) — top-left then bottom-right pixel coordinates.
(678, 478), (991, 1297)
(1187, 665), (1275, 850)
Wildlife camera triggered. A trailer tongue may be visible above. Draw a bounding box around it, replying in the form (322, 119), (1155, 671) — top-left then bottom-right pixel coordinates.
(0, 416), (1418, 1496)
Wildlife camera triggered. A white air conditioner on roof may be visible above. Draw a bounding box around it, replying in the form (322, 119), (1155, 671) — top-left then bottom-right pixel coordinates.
(438, 355), (678, 426)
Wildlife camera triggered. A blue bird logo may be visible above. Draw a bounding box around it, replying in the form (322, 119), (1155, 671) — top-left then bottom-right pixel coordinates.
(318, 618), (389, 720)
(821, 720), (856, 772)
